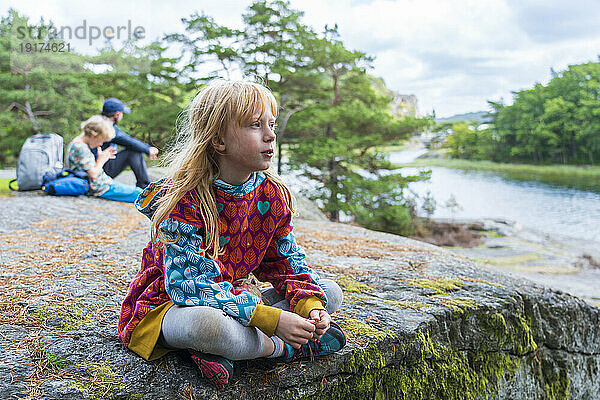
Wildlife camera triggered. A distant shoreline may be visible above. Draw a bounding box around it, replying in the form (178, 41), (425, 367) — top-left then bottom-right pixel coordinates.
(403, 156), (600, 178)
(396, 155), (600, 192)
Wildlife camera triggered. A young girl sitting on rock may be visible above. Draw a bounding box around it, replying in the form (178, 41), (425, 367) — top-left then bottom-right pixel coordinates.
(67, 115), (143, 203)
(117, 80), (346, 390)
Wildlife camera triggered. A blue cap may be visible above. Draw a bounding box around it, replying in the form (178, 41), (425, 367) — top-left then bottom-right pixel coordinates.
(102, 98), (131, 114)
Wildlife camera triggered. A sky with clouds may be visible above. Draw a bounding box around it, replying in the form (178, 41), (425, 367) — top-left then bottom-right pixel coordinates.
(4, 0), (600, 117)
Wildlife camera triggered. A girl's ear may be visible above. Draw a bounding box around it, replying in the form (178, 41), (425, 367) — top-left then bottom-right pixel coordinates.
(211, 136), (226, 152)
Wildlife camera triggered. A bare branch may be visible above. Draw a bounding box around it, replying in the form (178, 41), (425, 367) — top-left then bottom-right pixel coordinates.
(6, 102), (26, 112)
(33, 111), (53, 116)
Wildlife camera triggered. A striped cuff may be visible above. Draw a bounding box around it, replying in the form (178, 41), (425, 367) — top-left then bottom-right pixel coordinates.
(294, 296), (325, 319)
(248, 304), (282, 337)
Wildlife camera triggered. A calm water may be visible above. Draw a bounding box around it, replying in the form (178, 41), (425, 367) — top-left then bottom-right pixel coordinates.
(389, 150), (600, 242)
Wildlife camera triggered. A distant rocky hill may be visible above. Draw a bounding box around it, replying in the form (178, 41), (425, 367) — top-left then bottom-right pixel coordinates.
(437, 111), (491, 124)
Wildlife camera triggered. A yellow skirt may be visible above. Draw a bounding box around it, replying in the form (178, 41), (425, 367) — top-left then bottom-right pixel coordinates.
(127, 300), (174, 361)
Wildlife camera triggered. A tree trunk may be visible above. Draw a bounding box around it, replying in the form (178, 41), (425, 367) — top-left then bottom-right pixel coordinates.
(276, 109), (294, 175)
(277, 140), (283, 175)
(24, 85), (40, 133)
(331, 72), (341, 106)
(275, 106), (307, 174)
(325, 122), (339, 221)
(328, 156), (339, 222)
(24, 101), (40, 133)
(8, 99), (41, 134)
(570, 132), (577, 163)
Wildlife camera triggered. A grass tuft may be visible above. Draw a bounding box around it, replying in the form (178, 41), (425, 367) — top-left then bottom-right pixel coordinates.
(0, 177), (16, 196)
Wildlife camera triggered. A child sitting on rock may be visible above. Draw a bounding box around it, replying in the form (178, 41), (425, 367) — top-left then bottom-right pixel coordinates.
(67, 115), (143, 203)
(117, 80), (346, 390)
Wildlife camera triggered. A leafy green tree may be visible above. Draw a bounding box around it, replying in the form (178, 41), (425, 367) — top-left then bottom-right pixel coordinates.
(548, 62), (600, 164)
(286, 27), (430, 232)
(165, 12), (241, 80)
(173, 1), (325, 173)
(0, 9), (96, 164)
(444, 122), (495, 160)
(448, 61), (600, 165)
(84, 40), (190, 149)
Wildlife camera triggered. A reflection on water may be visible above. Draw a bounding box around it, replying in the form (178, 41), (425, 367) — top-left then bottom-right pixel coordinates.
(389, 151), (600, 241)
(388, 149), (429, 164)
(497, 170), (600, 194)
(409, 167), (600, 241)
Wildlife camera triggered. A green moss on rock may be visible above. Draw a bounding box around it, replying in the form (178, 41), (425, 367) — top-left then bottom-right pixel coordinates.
(31, 303), (92, 331)
(308, 331), (520, 400)
(338, 319), (393, 340)
(460, 277), (504, 288)
(438, 297), (477, 316)
(540, 357), (571, 400)
(341, 344), (386, 375)
(69, 361), (125, 400)
(345, 294), (377, 305)
(407, 277), (462, 295)
(513, 305), (538, 355)
(382, 299), (430, 310)
(307, 304), (547, 400)
(337, 276), (373, 294)
(476, 305), (537, 356)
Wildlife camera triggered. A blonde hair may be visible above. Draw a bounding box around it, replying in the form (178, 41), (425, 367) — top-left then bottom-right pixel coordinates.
(152, 80), (295, 259)
(81, 115), (115, 142)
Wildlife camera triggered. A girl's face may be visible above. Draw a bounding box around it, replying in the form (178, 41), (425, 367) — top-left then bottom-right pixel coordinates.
(215, 106), (276, 185)
(85, 134), (105, 149)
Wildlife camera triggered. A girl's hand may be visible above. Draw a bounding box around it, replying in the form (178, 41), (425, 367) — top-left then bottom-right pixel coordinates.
(309, 309), (331, 340)
(149, 146), (159, 160)
(275, 310), (316, 349)
(97, 146), (117, 163)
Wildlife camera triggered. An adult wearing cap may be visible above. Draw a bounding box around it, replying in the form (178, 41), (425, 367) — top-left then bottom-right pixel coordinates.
(99, 98), (159, 189)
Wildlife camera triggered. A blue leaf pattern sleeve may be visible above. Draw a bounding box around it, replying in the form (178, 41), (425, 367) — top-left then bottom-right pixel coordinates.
(257, 221), (327, 308)
(161, 218), (261, 325)
(276, 231), (322, 286)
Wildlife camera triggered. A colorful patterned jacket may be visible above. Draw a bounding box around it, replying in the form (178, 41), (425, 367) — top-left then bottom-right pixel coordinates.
(117, 172), (326, 349)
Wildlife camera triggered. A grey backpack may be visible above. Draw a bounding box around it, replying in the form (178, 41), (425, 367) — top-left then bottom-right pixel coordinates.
(9, 133), (64, 191)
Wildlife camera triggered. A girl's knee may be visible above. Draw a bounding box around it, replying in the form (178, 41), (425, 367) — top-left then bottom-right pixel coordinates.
(167, 306), (226, 345)
(190, 307), (227, 343)
(319, 279), (343, 314)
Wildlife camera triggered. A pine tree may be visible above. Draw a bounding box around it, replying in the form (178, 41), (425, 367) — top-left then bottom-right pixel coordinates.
(286, 27), (430, 231)
(0, 9), (96, 164)
(84, 39), (189, 149)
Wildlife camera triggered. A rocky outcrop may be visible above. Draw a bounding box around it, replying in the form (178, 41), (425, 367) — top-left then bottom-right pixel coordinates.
(435, 217), (600, 304)
(390, 93), (421, 118)
(1, 193), (598, 399)
(369, 76), (421, 119)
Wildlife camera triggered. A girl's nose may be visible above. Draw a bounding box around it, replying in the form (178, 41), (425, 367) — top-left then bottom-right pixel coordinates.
(264, 126), (276, 141)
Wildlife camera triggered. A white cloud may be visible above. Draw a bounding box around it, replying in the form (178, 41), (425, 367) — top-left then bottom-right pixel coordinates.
(3, 0), (599, 117)
(508, 0), (600, 42)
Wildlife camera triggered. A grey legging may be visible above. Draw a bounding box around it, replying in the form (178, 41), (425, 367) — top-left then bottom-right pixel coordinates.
(161, 279), (343, 360)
